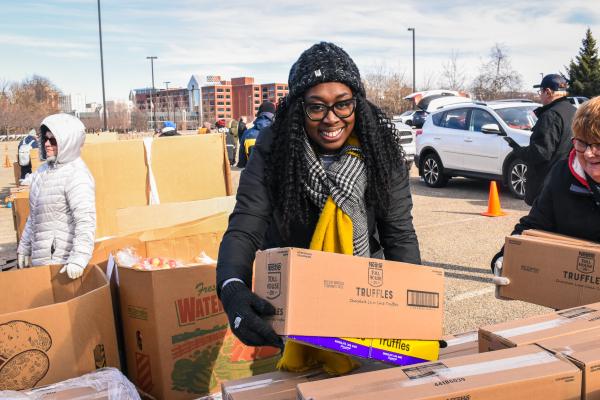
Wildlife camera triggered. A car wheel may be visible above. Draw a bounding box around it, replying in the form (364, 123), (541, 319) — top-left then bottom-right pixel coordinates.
(421, 153), (449, 188)
(507, 159), (526, 199)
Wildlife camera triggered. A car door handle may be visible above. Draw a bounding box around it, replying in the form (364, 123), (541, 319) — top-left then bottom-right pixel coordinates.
(433, 136), (441, 140)
(464, 138), (473, 142)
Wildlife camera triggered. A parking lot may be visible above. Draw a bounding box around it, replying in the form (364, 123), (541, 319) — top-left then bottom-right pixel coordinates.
(1, 146), (550, 335)
(408, 165), (550, 334)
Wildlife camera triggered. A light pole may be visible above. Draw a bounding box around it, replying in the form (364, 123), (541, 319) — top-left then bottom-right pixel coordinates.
(407, 27), (416, 93)
(146, 56), (157, 132)
(97, 0), (107, 131)
(164, 81), (171, 122)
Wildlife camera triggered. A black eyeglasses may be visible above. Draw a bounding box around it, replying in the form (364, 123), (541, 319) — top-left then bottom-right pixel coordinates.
(572, 138), (600, 154)
(45, 136), (57, 146)
(302, 98), (357, 122)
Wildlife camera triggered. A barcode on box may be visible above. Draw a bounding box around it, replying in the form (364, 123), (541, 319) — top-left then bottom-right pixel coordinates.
(403, 362), (447, 380)
(407, 290), (439, 308)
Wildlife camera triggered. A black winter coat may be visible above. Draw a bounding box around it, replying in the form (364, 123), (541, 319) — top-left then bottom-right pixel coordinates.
(491, 152), (600, 269)
(217, 127), (421, 290)
(514, 96), (576, 205)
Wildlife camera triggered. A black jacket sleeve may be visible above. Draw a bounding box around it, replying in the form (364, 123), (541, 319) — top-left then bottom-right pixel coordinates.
(375, 167), (421, 264)
(516, 111), (562, 166)
(490, 164), (558, 270)
(217, 129), (273, 293)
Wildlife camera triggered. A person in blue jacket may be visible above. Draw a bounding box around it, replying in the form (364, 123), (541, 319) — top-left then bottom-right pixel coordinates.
(237, 101), (276, 168)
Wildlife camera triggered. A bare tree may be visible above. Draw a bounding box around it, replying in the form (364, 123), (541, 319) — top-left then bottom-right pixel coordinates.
(439, 50), (467, 91)
(363, 66), (412, 116)
(419, 70), (439, 91)
(471, 44), (523, 100)
(130, 107), (148, 132)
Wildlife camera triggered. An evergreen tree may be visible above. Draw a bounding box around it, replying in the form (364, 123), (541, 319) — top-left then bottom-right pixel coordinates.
(567, 29), (600, 97)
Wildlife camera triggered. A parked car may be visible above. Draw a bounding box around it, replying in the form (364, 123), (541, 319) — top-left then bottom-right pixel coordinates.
(392, 120), (416, 168)
(394, 110), (418, 126)
(567, 96), (589, 108)
(415, 100), (541, 199)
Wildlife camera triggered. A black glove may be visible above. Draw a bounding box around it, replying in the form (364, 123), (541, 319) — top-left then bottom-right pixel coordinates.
(503, 136), (520, 150)
(219, 281), (284, 350)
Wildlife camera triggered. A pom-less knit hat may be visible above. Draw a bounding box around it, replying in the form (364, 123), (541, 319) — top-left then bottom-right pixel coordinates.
(288, 42), (365, 99)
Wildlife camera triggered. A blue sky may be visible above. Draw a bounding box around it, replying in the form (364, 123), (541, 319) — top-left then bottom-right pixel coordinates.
(1, 0), (598, 103)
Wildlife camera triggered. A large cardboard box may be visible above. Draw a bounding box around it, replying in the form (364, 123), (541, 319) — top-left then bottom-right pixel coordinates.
(479, 302), (600, 352)
(117, 233), (280, 399)
(221, 360), (393, 400)
(537, 328), (600, 400)
(500, 231), (600, 309)
(14, 135), (233, 240)
(0, 265), (120, 391)
(254, 248), (444, 339)
(439, 330), (479, 360)
(296, 345), (582, 400)
(11, 189), (30, 242)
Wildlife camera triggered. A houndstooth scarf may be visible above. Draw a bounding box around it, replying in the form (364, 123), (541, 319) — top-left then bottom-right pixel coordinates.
(302, 134), (370, 256)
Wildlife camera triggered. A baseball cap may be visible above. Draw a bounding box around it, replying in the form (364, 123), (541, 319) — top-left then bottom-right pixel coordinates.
(533, 74), (568, 91)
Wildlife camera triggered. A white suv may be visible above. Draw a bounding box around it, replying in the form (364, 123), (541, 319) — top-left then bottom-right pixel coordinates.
(393, 120), (416, 167)
(415, 100), (540, 198)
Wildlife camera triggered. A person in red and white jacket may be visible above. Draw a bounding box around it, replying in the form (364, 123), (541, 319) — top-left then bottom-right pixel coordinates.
(492, 96), (600, 289)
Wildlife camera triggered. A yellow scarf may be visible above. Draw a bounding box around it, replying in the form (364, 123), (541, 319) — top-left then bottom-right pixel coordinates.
(277, 137), (362, 375)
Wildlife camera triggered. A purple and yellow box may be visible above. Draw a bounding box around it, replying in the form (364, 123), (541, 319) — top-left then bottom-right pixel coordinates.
(288, 335), (440, 366)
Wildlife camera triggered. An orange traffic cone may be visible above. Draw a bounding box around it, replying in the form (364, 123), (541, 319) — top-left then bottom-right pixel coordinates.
(3, 144), (11, 168)
(481, 181), (506, 217)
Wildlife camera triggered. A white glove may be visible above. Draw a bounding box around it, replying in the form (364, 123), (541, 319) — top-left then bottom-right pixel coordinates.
(59, 264), (84, 279)
(492, 256), (511, 299)
(17, 254), (31, 269)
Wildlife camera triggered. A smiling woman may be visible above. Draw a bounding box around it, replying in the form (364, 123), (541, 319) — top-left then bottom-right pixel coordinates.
(216, 42), (421, 374)
(491, 96), (600, 288)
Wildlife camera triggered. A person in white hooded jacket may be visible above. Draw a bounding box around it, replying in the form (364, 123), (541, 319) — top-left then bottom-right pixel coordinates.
(17, 114), (96, 279)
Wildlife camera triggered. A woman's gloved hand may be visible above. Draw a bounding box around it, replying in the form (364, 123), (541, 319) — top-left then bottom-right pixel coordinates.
(17, 254), (31, 269)
(59, 263), (84, 279)
(219, 281), (284, 350)
(492, 256), (511, 299)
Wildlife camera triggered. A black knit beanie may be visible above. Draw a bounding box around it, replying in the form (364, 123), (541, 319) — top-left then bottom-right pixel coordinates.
(288, 42), (365, 99)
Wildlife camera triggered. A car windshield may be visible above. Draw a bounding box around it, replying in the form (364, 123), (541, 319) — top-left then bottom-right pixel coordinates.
(494, 106), (538, 130)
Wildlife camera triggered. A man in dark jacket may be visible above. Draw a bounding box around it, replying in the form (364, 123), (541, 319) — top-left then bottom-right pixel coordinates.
(509, 74), (576, 205)
(237, 101), (275, 168)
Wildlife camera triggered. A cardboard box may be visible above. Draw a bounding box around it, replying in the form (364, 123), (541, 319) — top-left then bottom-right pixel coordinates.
(479, 302), (600, 352)
(117, 236), (280, 399)
(296, 345), (582, 400)
(0, 265), (120, 391)
(254, 248), (444, 339)
(501, 232), (600, 309)
(221, 360), (393, 400)
(287, 336), (440, 366)
(4, 367), (140, 399)
(14, 136), (234, 240)
(537, 328), (600, 400)
(439, 330), (479, 359)
(11, 189), (29, 242)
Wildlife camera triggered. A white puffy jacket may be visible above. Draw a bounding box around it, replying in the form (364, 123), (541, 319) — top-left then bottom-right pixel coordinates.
(17, 114), (96, 269)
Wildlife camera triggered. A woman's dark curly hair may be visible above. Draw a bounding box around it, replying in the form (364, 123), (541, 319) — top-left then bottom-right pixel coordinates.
(265, 92), (408, 238)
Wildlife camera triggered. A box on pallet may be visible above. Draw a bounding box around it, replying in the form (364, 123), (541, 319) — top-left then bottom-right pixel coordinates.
(479, 302), (600, 352)
(0, 265), (119, 391)
(500, 230), (600, 309)
(115, 218), (280, 399)
(296, 345), (582, 400)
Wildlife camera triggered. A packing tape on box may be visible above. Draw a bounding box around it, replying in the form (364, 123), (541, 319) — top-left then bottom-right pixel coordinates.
(143, 137), (160, 205)
(399, 351), (557, 387)
(226, 371), (324, 394)
(494, 318), (570, 338)
(443, 333), (478, 347)
(309, 351), (560, 399)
